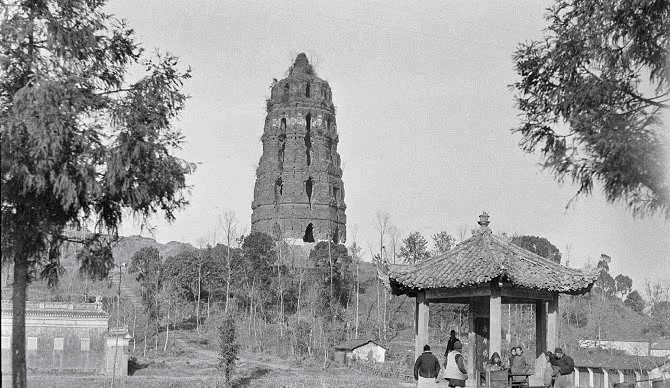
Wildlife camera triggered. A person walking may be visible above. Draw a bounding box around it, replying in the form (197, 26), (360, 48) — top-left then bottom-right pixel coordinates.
(414, 344), (441, 388)
(550, 347), (575, 388)
(444, 341), (468, 388)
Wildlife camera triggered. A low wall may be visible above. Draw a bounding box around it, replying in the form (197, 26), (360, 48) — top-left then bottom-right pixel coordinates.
(1, 300), (119, 375)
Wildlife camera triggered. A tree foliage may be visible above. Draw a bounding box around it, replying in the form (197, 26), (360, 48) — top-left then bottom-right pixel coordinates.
(75, 234), (114, 282)
(163, 249), (210, 303)
(241, 232), (277, 286)
(595, 269), (616, 298)
(240, 232), (277, 315)
(399, 232), (430, 264)
(308, 241), (352, 309)
(645, 300), (670, 337)
(432, 231), (455, 256)
(614, 274), (633, 298)
(510, 235), (562, 263)
(0, 0), (193, 384)
(511, 0), (670, 218)
(129, 247), (162, 315)
(624, 290), (645, 314)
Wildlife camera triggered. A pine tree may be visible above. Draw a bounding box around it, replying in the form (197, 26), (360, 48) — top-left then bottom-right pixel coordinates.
(1, 1), (193, 385)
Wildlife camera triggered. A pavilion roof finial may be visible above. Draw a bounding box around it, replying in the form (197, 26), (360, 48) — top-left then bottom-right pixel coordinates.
(477, 211), (490, 228)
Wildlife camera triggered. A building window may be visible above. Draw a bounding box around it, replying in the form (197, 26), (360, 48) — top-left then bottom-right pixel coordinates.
(80, 338), (90, 351)
(1, 337), (9, 349)
(27, 337), (37, 350)
(305, 177), (313, 209)
(54, 337), (64, 351)
(303, 223), (315, 243)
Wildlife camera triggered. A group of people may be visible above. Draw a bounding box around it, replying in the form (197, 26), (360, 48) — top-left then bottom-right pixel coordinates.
(484, 346), (575, 388)
(414, 330), (575, 388)
(414, 331), (467, 388)
(484, 346), (531, 378)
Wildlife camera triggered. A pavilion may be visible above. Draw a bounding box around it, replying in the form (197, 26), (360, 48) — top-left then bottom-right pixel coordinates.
(381, 212), (600, 387)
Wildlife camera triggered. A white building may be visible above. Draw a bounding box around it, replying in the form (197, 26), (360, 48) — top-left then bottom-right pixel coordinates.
(334, 339), (387, 364)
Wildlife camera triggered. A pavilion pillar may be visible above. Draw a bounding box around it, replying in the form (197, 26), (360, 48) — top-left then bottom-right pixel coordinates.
(490, 284), (502, 358)
(547, 293), (559, 351)
(415, 290), (429, 360)
(535, 300), (547, 357)
(467, 300), (476, 388)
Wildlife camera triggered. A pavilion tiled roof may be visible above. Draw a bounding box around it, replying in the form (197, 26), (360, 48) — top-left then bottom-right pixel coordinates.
(387, 213), (600, 295)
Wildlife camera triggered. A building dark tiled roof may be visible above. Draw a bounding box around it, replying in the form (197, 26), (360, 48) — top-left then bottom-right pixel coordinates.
(652, 339), (670, 350)
(572, 352), (670, 371)
(334, 339), (386, 351)
(387, 213), (600, 295)
(1, 300), (109, 319)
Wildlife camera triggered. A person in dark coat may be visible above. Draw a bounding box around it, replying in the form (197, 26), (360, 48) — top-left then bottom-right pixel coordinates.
(507, 346), (517, 369)
(485, 352), (503, 371)
(550, 347), (575, 388)
(510, 346), (531, 383)
(414, 344), (441, 387)
(445, 330), (460, 356)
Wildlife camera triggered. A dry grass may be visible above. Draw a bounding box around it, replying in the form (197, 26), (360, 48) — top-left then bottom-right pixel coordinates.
(15, 357), (411, 388)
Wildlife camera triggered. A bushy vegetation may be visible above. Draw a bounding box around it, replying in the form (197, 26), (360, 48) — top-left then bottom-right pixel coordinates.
(218, 315), (239, 382)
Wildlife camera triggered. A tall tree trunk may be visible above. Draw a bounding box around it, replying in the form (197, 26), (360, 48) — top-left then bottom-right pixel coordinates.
(225, 237), (231, 314)
(84, 276), (89, 303)
(378, 235), (383, 340)
(132, 305), (137, 352)
(207, 287), (210, 319)
(155, 273), (159, 355)
(376, 278), (381, 340)
(12, 258), (28, 388)
(155, 319), (158, 356)
(279, 265), (283, 337)
(355, 260), (359, 339)
(163, 297), (170, 352)
(143, 318), (148, 357)
(173, 302), (178, 349)
(249, 279), (254, 336)
(196, 262), (202, 335)
(383, 292), (388, 341)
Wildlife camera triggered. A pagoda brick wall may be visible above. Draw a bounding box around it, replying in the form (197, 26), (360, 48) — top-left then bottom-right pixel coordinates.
(251, 54), (346, 243)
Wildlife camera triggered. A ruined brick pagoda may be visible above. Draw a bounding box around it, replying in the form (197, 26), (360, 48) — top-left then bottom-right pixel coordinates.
(251, 53), (346, 243)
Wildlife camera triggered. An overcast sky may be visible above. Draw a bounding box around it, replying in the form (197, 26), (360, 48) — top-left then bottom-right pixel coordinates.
(108, 0), (670, 291)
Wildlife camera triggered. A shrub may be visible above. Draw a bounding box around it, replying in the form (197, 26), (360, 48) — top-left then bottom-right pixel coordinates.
(218, 315), (239, 382)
